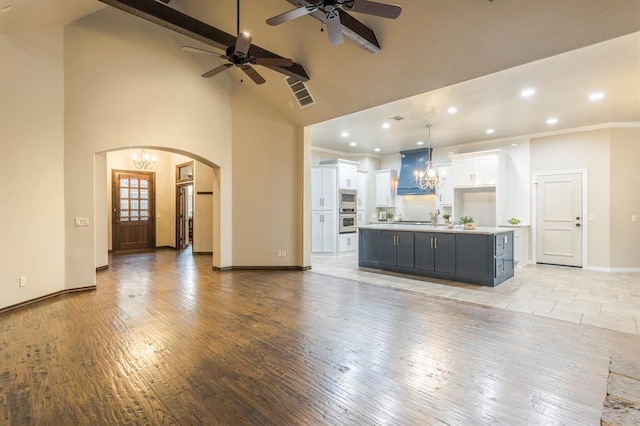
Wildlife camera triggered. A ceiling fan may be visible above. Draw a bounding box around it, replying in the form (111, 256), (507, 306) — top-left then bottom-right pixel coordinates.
(182, 0), (294, 84)
(181, 33), (293, 85)
(266, 0), (402, 45)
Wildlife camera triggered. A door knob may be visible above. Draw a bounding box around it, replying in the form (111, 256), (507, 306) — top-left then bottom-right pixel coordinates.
(576, 223), (581, 227)
(576, 216), (580, 220)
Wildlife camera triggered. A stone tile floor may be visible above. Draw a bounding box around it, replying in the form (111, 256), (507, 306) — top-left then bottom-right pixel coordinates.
(311, 254), (640, 335)
(602, 356), (640, 425)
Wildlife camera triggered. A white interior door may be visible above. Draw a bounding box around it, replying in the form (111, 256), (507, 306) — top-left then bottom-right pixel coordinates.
(535, 173), (583, 267)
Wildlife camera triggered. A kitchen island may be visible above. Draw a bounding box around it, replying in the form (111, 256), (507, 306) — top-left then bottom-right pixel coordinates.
(358, 224), (514, 286)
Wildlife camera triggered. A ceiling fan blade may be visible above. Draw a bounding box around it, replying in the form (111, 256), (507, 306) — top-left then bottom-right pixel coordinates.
(253, 57), (294, 67)
(346, 0), (402, 19)
(326, 14), (343, 45)
(181, 46), (219, 55)
(266, 6), (315, 26)
(234, 32), (252, 57)
(202, 63), (232, 78)
(241, 65), (266, 85)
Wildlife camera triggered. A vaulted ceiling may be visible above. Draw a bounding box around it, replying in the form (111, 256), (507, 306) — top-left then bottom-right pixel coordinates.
(2, 0), (639, 153)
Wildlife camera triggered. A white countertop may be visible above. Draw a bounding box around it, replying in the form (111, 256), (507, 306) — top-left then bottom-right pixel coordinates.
(358, 223), (513, 235)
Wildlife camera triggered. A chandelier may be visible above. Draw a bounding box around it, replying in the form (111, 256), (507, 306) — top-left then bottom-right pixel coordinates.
(414, 125), (439, 189)
(131, 149), (157, 170)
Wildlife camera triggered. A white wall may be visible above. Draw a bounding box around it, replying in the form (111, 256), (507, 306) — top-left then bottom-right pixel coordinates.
(64, 8), (233, 287)
(0, 27), (66, 308)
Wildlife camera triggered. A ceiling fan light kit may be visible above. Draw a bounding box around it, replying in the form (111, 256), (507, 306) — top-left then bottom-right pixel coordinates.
(182, 32), (293, 84)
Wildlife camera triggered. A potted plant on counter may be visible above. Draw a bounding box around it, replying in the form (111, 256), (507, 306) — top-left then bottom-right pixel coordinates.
(442, 214), (450, 223)
(459, 215), (476, 230)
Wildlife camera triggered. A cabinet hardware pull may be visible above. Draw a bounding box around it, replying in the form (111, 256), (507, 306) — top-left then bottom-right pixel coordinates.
(430, 237), (434, 249)
(434, 238), (438, 249)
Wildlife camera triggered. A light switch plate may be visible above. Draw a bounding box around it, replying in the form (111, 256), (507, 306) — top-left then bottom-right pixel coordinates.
(588, 214), (595, 221)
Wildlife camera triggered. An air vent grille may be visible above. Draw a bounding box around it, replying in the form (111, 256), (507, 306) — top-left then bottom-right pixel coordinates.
(388, 115), (405, 121)
(285, 76), (315, 108)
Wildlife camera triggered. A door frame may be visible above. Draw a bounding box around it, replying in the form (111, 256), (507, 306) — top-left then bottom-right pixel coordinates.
(531, 169), (588, 268)
(175, 183), (193, 249)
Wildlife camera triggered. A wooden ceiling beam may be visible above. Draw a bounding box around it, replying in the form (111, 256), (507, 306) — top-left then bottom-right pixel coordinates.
(284, 0), (381, 53)
(98, 0), (310, 81)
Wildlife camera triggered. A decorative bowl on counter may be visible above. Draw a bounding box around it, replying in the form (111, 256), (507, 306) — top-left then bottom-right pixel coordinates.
(507, 217), (521, 225)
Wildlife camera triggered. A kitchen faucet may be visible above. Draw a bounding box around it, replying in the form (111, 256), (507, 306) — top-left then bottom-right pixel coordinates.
(430, 209), (440, 225)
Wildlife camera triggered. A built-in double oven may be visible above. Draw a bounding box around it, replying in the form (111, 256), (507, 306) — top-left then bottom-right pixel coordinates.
(339, 189), (357, 233)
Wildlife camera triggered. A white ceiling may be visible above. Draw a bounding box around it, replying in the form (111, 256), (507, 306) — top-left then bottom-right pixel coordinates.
(310, 32), (640, 155)
(2, 0), (639, 157)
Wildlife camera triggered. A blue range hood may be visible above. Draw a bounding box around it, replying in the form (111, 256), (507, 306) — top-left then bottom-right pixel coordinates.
(397, 148), (435, 195)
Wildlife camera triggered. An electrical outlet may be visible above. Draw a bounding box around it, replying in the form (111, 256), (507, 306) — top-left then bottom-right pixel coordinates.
(282, 250), (286, 257)
(633, 214), (637, 222)
(277, 250), (282, 257)
(19, 276), (26, 287)
(75, 217), (89, 227)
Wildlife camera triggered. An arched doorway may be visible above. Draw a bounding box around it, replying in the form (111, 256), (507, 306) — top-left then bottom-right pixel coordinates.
(94, 147), (221, 268)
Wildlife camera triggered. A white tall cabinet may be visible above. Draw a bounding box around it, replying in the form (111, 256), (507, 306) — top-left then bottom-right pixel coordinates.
(312, 160), (361, 255)
(311, 166), (337, 254)
(436, 164), (453, 211)
(357, 170), (367, 227)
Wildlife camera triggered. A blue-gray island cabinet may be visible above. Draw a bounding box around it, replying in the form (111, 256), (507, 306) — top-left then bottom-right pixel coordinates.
(358, 224), (514, 286)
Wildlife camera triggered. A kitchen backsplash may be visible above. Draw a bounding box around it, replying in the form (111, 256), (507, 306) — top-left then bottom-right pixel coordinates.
(396, 194), (437, 221)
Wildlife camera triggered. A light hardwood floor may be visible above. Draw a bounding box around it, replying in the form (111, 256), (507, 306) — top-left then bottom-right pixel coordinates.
(1, 249), (639, 424)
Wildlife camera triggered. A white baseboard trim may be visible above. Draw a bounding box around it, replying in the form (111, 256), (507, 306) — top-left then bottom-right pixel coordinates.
(586, 266), (640, 273)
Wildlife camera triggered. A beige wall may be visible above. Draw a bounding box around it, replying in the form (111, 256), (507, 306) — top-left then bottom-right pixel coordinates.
(0, 27), (66, 308)
(530, 128), (611, 268)
(609, 128), (640, 268)
(193, 160), (214, 253)
(231, 84), (302, 266)
(65, 7), (233, 288)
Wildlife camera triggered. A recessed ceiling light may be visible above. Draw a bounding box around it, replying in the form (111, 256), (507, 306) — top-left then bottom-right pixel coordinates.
(1, 6), (12, 13)
(447, 106), (458, 114)
(520, 88), (536, 97)
(448, 151), (455, 155)
(382, 122), (390, 129)
(588, 92), (605, 101)
(546, 117), (559, 125)
(511, 143), (518, 147)
(341, 132), (349, 138)
(486, 128), (495, 134)
(374, 148), (381, 152)
(349, 142), (357, 146)
(416, 141), (424, 145)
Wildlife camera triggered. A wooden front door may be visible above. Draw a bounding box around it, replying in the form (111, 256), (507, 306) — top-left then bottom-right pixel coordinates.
(112, 170), (156, 251)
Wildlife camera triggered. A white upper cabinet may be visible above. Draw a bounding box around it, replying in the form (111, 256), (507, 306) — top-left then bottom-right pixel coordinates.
(451, 151), (502, 188)
(436, 164), (453, 206)
(311, 167), (337, 211)
(375, 169), (397, 207)
(339, 164), (358, 189)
